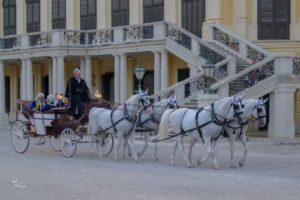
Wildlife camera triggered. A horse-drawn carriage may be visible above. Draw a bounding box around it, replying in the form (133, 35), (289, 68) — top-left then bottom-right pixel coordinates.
(11, 99), (114, 158)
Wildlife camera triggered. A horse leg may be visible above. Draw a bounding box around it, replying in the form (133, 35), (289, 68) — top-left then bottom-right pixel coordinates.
(138, 132), (148, 158)
(177, 135), (192, 168)
(188, 138), (197, 162)
(170, 140), (178, 166)
(228, 130), (238, 168)
(153, 131), (159, 161)
(114, 134), (123, 161)
(239, 133), (248, 167)
(197, 138), (213, 165)
(211, 139), (221, 170)
(128, 133), (139, 162)
(122, 135), (129, 158)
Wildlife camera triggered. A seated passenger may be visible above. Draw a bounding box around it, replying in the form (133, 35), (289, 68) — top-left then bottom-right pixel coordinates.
(30, 92), (46, 112)
(55, 93), (65, 107)
(40, 95), (57, 112)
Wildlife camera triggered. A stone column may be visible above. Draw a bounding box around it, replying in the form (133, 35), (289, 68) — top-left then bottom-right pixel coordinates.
(16, 0), (26, 34)
(129, 0), (143, 25)
(40, 0), (50, 31)
(120, 54), (128, 103)
(0, 60), (9, 126)
(52, 56), (58, 94)
(48, 59), (53, 94)
(57, 56), (65, 93)
(269, 86), (296, 138)
(154, 52), (161, 93)
(97, 0), (111, 28)
(66, 0), (78, 29)
(26, 58), (33, 100)
(21, 59), (27, 99)
(233, 0), (248, 38)
(85, 56), (92, 90)
(164, 0), (180, 24)
(114, 55), (121, 103)
(202, 0), (222, 39)
(160, 51), (169, 90)
(80, 57), (85, 80)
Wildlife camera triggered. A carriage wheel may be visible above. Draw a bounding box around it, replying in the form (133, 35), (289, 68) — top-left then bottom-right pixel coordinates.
(60, 128), (77, 157)
(96, 132), (114, 157)
(49, 136), (61, 151)
(11, 120), (30, 153)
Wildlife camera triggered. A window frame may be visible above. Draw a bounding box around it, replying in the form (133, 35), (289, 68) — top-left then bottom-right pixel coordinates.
(52, 0), (66, 29)
(3, 0), (16, 36)
(111, 0), (129, 27)
(80, 0), (97, 30)
(26, 0), (40, 33)
(143, 0), (164, 23)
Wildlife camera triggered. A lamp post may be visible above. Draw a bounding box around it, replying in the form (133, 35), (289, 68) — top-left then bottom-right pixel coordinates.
(203, 64), (215, 94)
(135, 64), (145, 92)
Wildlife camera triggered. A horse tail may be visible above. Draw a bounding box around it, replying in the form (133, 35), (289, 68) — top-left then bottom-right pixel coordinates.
(87, 107), (98, 135)
(154, 109), (174, 141)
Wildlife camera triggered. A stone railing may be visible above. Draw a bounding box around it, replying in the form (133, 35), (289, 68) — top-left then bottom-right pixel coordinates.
(293, 57), (300, 75)
(165, 22), (227, 66)
(0, 35), (22, 49)
(210, 24), (272, 64)
(29, 32), (52, 47)
(211, 56), (276, 96)
(151, 65), (232, 104)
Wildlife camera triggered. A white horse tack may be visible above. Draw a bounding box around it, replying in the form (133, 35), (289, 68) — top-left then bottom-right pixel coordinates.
(224, 98), (267, 168)
(157, 96), (244, 169)
(122, 96), (178, 161)
(87, 90), (152, 162)
(187, 98), (267, 169)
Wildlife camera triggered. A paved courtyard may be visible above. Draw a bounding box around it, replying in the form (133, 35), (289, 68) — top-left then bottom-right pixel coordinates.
(0, 127), (300, 200)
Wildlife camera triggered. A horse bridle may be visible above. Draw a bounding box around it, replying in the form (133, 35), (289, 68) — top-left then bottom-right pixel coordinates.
(252, 104), (267, 120)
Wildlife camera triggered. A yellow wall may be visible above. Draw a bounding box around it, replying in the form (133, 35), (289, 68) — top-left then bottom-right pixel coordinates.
(222, 0), (233, 25)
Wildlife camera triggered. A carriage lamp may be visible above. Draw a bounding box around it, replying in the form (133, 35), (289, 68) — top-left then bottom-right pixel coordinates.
(94, 90), (102, 99)
(203, 64), (215, 94)
(135, 64), (145, 92)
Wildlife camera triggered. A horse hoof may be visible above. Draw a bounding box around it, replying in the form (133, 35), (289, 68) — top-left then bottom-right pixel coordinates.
(137, 152), (142, 157)
(154, 157), (159, 162)
(170, 160), (175, 166)
(214, 165), (220, 170)
(197, 160), (203, 165)
(239, 161), (244, 167)
(187, 164), (192, 168)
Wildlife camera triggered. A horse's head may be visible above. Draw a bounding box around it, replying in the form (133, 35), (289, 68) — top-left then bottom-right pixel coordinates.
(227, 96), (244, 124)
(139, 89), (153, 114)
(167, 95), (178, 109)
(253, 98), (268, 127)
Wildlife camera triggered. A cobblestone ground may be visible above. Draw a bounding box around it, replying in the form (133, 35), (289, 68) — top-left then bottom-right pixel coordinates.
(1, 127), (300, 200)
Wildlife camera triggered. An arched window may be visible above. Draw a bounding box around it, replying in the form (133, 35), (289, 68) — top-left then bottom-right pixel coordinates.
(111, 0), (129, 27)
(26, 0), (40, 33)
(80, 0), (97, 30)
(182, 0), (205, 37)
(143, 0), (164, 23)
(3, 0), (16, 35)
(258, 0), (290, 39)
(52, 0), (66, 29)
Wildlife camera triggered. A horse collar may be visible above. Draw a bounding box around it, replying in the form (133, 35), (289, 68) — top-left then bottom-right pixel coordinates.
(124, 103), (137, 123)
(211, 103), (227, 126)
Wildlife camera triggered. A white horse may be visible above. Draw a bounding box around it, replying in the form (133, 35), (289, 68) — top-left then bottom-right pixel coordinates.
(224, 98), (267, 168)
(87, 90), (152, 162)
(128, 96), (178, 161)
(157, 96), (244, 169)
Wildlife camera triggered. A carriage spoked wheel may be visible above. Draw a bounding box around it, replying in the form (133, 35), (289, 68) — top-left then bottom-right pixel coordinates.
(49, 136), (61, 151)
(11, 120), (30, 153)
(96, 132), (114, 157)
(60, 128), (77, 157)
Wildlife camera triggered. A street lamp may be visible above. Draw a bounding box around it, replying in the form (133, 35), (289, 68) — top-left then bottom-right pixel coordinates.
(135, 64), (145, 92)
(203, 64), (215, 94)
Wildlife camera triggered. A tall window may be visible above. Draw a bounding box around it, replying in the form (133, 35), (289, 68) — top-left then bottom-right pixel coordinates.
(143, 0), (164, 23)
(258, 0), (290, 39)
(52, 0), (66, 29)
(80, 0), (97, 30)
(26, 0), (40, 33)
(111, 0), (129, 27)
(3, 0), (16, 35)
(182, 0), (205, 37)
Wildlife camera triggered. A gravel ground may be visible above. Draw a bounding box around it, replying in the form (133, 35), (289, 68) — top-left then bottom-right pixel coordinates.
(1, 127), (300, 200)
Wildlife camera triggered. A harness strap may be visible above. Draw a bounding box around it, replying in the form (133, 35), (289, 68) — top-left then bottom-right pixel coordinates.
(211, 103), (226, 126)
(124, 103), (137, 123)
(110, 108), (118, 134)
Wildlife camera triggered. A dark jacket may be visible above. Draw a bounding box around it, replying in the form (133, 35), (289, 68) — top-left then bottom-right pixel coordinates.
(65, 77), (90, 116)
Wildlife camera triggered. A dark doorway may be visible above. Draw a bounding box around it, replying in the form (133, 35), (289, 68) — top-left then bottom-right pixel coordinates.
(5, 77), (10, 114)
(178, 69), (190, 97)
(102, 73), (114, 102)
(182, 0), (206, 37)
(259, 94), (269, 131)
(134, 71), (154, 95)
(42, 75), (49, 97)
